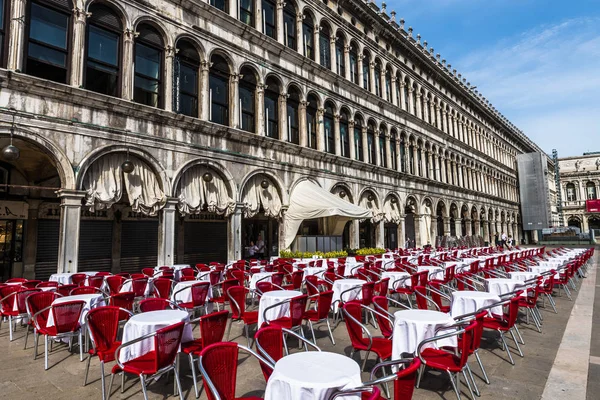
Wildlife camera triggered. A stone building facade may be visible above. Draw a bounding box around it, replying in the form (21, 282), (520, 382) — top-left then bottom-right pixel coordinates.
(0, 0), (547, 280)
(559, 152), (600, 232)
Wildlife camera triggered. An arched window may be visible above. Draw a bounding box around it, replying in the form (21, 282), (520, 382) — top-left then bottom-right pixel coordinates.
(403, 78), (410, 111)
(427, 94), (433, 124)
(239, 66), (257, 132)
(400, 139), (406, 173)
(419, 89), (426, 119)
(432, 153), (437, 180)
(367, 121), (376, 165)
(240, 0), (254, 27)
(287, 86), (300, 144)
(210, 0), (227, 13)
(84, 3), (121, 97)
(586, 182), (597, 200)
(362, 52), (370, 91)
(25, 0), (72, 83)
(340, 109), (350, 158)
(306, 94), (318, 149)
(408, 143), (415, 174)
(283, 2), (296, 50)
(335, 33), (345, 76)
(262, 0), (276, 39)
(412, 83), (418, 115)
(323, 101), (335, 154)
(390, 130), (397, 170)
(385, 68), (392, 102)
(319, 23), (331, 69)
(134, 24), (163, 108)
(349, 44), (358, 84)
(302, 13), (314, 60)
(175, 40), (200, 117)
(417, 147), (422, 176)
(378, 126), (387, 167)
(209, 54), (230, 126)
(264, 77), (280, 138)
(0, 0), (8, 66)
(395, 74), (401, 106)
(354, 116), (363, 161)
(374, 61), (382, 97)
(425, 150), (430, 178)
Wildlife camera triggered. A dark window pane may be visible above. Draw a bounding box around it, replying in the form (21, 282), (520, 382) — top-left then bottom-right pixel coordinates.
(303, 23), (313, 59)
(88, 25), (119, 66)
(240, 0), (253, 26)
(210, 74), (228, 125)
(85, 62), (118, 96)
(135, 43), (160, 79)
(28, 42), (66, 67)
(240, 84), (255, 132)
(26, 56), (67, 82)
(0, 0), (4, 30)
(284, 13), (296, 49)
(30, 3), (68, 50)
(319, 33), (330, 68)
(134, 75), (159, 106)
(264, 94), (278, 138)
(210, 0), (227, 12)
(179, 93), (197, 117)
(179, 63), (198, 95)
(287, 103), (299, 144)
(262, 0), (276, 38)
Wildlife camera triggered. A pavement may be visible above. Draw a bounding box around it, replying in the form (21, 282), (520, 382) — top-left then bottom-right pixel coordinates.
(0, 247), (597, 400)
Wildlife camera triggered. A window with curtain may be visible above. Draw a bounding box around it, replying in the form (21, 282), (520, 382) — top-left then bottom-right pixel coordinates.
(134, 25), (163, 108)
(374, 63), (381, 97)
(25, 0), (71, 84)
(283, 3), (296, 50)
(319, 26), (331, 69)
(409, 145), (415, 174)
(209, 55), (229, 126)
(349, 47), (358, 84)
(85, 3), (121, 97)
(175, 40), (199, 117)
(354, 120), (363, 161)
(367, 125), (376, 165)
(262, 0), (276, 39)
(239, 0), (254, 27)
(340, 112), (350, 158)
(302, 15), (314, 60)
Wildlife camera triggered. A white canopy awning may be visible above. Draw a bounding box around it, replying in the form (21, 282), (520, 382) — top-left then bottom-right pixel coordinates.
(283, 180), (372, 248)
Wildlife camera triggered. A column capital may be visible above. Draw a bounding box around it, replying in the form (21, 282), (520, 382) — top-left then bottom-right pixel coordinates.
(230, 73), (242, 83)
(256, 83), (265, 93)
(201, 60), (212, 71)
(334, 114), (341, 122)
(124, 28), (138, 42)
(73, 7), (90, 23)
(277, 0), (286, 9)
(165, 45), (176, 58)
(56, 189), (86, 205)
(164, 197), (179, 209)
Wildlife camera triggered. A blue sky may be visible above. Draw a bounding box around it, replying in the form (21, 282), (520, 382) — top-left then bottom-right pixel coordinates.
(385, 0), (600, 157)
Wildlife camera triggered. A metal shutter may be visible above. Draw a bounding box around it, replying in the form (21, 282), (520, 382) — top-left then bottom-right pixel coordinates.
(120, 221), (158, 273)
(89, 3), (122, 29)
(78, 220), (113, 272)
(183, 222), (227, 265)
(35, 219), (60, 281)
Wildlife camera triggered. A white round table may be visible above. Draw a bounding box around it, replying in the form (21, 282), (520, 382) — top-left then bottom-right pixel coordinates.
(529, 265), (560, 279)
(258, 290), (302, 327)
(382, 271), (411, 289)
(154, 264), (190, 281)
(250, 272), (276, 290)
(392, 309), (457, 359)
(301, 266), (327, 281)
(46, 293), (105, 327)
(331, 279), (365, 312)
(171, 279), (212, 304)
(417, 266), (444, 280)
(450, 290), (502, 318)
(508, 272), (538, 283)
(485, 278), (526, 297)
(342, 262), (364, 277)
(119, 310), (193, 363)
(264, 351), (363, 400)
(49, 271), (98, 285)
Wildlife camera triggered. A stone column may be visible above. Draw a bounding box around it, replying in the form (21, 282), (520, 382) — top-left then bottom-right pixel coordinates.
(422, 92), (429, 122)
(465, 219), (472, 236)
(344, 45), (351, 80)
(228, 204), (243, 262)
(279, 93), (288, 141)
(375, 222), (385, 248)
(482, 219), (489, 243)
(412, 146), (418, 176)
(348, 120), (356, 160)
(415, 91), (422, 119)
(111, 205), (123, 274)
(385, 134), (392, 169)
(395, 139), (401, 171)
(455, 218), (462, 238)
(362, 126), (369, 164)
(374, 132), (381, 166)
(379, 68), (386, 99)
(57, 190), (86, 273)
(313, 25), (320, 63)
(350, 220), (360, 249)
(164, 45), (175, 112)
(420, 149), (426, 177)
(427, 152), (433, 179)
(398, 216), (406, 248)
(256, 84), (265, 136)
(330, 36), (337, 73)
(276, 0), (285, 44)
(441, 110), (448, 133)
(296, 14), (304, 55)
(333, 114), (341, 156)
(316, 108), (325, 151)
(390, 76), (398, 106)
(452, 117), (458, 138)
(413, 215), (422, 247)
(200, 60), (211, 120)
(400, 79), (407, 111)
(407, 85), (415, 115)
(444, 217), (451, 236)
(429, 100), (435, 125)
(457, 164), (463, 187)
(435, 105), (442, 129)
(22, 200), (42, 279)
(440, 157), (446, 183)
(298, 100), (307, 147)
(7, 0), (25, 71)
(230, 73), (241, 128)
(70, 8), (88, 87)
(369, 61), (376, 95)
(122, 29), (137, 101)
(357, 54), (364, 88)
(158, 198), (178, 266)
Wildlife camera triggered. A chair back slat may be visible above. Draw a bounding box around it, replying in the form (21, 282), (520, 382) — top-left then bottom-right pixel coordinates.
(289, 295), (308, 327)
(200, 310), (229, 348)
(154, 321), (185, 371)
(191, 282), (210, 307)
(87, 306), (121, 354)
(52, 301), (85, 333)
(255, 325), (283, 381)
(200, 342), (239, 400)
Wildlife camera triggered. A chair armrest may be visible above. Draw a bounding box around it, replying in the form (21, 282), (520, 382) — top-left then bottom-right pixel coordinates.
(262, 298), (292, 324)
(114, 329), (160, 369)
(281, 327), (321, 351)
(369, 358), (414, 380)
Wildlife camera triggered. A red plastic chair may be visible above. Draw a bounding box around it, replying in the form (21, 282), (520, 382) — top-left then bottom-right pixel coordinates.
(173, 282), (210, 315)
(130, 278), (149, 298)
(21, 280), (42, 289)
(282, 270), (304, 291)
(374, 278), (390, 297)
(180, 268), (196, 278)
(71, 273), (88, 286)
(96, 272), (112, 277)
(56, 284), (78, 297)
(518, 283), (543, 332)
(152, 277), (173, 299)
(110, 322), (185, 400)
(115, 273), (131, 279)
(138, 298), (178, 313)
(226, 285), (258, 347)
(84, 306), (133, 400)
(70, 286), (104, 296)
(262, 294), (308, 345)
(305, 275), (321, 296)
(198, 342), (275, 400)
(5, 278), (27, 283)
(33, 300), (85, 370)
(482, 296), (524, 365)
(108, 292), (135, 321)
(342, 302), (392, 371)
(212, 278), (239, 311)
(25, 291), (59, 356)
(371, 295), (411, 339)
(416, 321), (478, 400)
(105, 276), (125, 295)
(36, 281), (59, 290)
(181, 310), (230, 398)
(537, 272), (557, 313)
(303, 290), (335, 344)
(0, 287), (40, 341)
(87, 276), (105, 289)
(141, 267), (155, 277)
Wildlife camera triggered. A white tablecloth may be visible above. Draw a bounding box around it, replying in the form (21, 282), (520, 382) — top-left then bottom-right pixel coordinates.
(301, 266), (327, 281)
(250, 272), (276, 290)
(49, 271), (98, 285)
(119, 310), (193, 363)
(529, 265), (560, 279)
(331, 279), (365, 312)
(508, 272), (537, 283)
(264, 351), (362, 400)
(258, 290), (302, 327)
(343, 262), (364, 277)
(382, 271), (411, 289)
(392, 309), (457, 359)
(120, 279), (153, 297)
(171, 279), (212, 304)
(450, 290), (502, 318)
(417, 266), (444, 280)
(46, 294), (105, 327)
(485, 278), (525, 297)
(154, 264), (190, 281)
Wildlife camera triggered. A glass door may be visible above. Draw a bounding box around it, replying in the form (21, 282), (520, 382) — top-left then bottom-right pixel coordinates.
(0, 220), (23, 281)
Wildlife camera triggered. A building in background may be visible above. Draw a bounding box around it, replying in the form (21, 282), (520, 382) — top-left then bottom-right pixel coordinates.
(0, 0), (549, 280)
(558, 152), (600, 234)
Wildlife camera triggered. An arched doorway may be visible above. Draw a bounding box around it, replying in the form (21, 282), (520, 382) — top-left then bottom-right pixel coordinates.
(359, 190), (382, 248)
(383, 195), (401, 250)
(449, 203), (458, 236)
(589, 217), (600, 230)
(404, 197), (418, 248)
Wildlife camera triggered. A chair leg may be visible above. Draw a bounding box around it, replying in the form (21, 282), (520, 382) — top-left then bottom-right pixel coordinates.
(121, 372), (125, 393)
(510, 329), (524, 357)
(514, 325), (525, 344)
(44, 335), (49, 370)
(33, 331), (39, 360)
(139, 374), (149, 400)
(189, 353), (200, 399)
(226, 319), (233, 341)
(465, 364), (480, 396)
(325, 318), (336, 345)
(499, 332), (514, 365)
(84, 354), (92, 386)
(100, 361), (106, 400)
(107, 374), (114, 400)
(416, 364), (425, 388)
(474, 350), (490, 384)
(308, 320), (316, 344)
(447, 370), (461, 400)
(361, 350), (370, 371)
(173, 365), (184, 400)
(79, 331), (84, 361)
(462, 368), (476, 399)
(24, 325), (30, 349)
(9, 316), (13, 341)
(244, 324), (250, 348)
